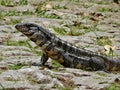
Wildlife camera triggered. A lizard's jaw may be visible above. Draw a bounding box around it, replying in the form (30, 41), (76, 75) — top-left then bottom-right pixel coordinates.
(15, 23), (22, 30)
(15, 23), (30, 33)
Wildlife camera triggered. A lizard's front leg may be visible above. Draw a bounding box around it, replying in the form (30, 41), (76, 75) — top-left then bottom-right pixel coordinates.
(32, 54), (48, 66)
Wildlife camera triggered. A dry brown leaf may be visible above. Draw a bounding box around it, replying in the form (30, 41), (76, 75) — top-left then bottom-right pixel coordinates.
(42, 3), (53, 10)
(104, 45), (116, 54)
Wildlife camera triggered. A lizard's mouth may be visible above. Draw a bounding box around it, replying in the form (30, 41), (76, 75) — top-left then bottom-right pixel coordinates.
(15, 23), (29, 32)
(15, 23), (22, 30)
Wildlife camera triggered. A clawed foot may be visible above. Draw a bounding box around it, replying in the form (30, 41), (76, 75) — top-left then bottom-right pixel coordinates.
(31, 62), (53, 69)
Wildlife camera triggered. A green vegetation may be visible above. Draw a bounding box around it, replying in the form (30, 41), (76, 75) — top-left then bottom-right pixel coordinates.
(4, 10), (33, 16)
(96, 72), (107, 77)
(36, 10), (61, 19)
(44, 14), (61, 19)
(8, 62), (29, 70)
(5, 40), (29, 46)
(58, 87), (73, 90)
(0, 10), (33, 22)
(7, 19), (21, 25)
(80, 3), (93, 8)
(82, 15), (90, 20)
(53, 4), (67, 9)
(68, 25), (85, 36)
(19, 0), (28, 5)
(68, 29), (81, 36)
(27, 44), (42, 56)
(0, 56), (3, 61)
(0, 83), (6, 90)
(69, 0), (80, 2)
(67, 24), (99, 36)
(97, 1), (109, 4)
(1, 0), (12, 6)
(5, 77), (20, 82)
(22, 11), (33, 15)
(0, 0), (31, 21)
(36, 3), (61, 19)
(5, 40), (42, 56)
(5, 11), (19, 16)
(107, 83), (120, 90)
(35, 2), (44, 12)
(95, 36), (112, 46)
(98, 8), (113, 12)
(53, 27), (68, 35)
(0, 11), (3, 19)
(0, 0), (28, 6)
(27, 76), (36, 84)
(36, 10), (46, 16)
(51, 60), (64, 71)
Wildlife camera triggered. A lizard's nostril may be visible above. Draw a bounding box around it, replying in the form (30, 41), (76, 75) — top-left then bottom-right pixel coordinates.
(15, 24), (19, 29)
(15, 23), (23, 30)
(15, 24), (22, 29)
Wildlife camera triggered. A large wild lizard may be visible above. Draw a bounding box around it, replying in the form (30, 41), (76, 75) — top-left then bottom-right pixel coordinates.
(15, 23), (120, 71)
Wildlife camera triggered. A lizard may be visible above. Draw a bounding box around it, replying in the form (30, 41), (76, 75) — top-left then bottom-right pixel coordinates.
(15, 23), (120, 71)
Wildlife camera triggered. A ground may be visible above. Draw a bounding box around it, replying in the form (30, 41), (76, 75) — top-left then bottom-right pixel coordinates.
(0, 0), (120, 90)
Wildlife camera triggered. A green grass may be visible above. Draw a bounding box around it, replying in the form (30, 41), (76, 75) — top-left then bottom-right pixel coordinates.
(0, 83), (6, 90)
(0, 0), (11, 6)
(44, 14), (61, 19)
(107, 83), (120, 90)
(0, 56), (3, 61)
(19, 0), (28, 5)
(0, 11), (3, 19)
(80, 3), (93, 8)
(68, 24), (98, 36)
(27, 44), (42, 56)
(82, 15), (90, 20)
(4, 10), (33, 16)
(21, 11), (33, 15)
(5, 11), (19, 16)
(51, 60), (64, 71)
(8, 62), (29, 70)
(53, 27), (68, 35)
(0, 0), (28, 6)
(5, 40), (29, 46)
(96, 72), (107, 77)
(0, 10), (33, 23)
(36, 10), (61, 19)
(7, 19), (21, 25)
(97, 1), (109, 4)
(69, 0), (80, 2)
(58, 87), (73, 90)
(5, 40), (42, 56)
(27, 76), (36, 84)
(98, 8), (113, 12)
(53, 4), (67, 9)
(95, 36), (112, 46)
(36, 10), (46, 16)
(68, 28), (81, 36)
(68, 25), (85, 36)
(36, 3), (61, 19)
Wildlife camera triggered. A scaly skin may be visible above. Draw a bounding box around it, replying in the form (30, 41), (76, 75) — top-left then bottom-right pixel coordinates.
(15, 23), (120, 71)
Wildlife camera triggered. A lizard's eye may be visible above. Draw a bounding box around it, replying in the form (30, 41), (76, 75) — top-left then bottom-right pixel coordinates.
(16, 25), (29, 32)
(29, 30), (36, 34)
(30, 27), (38, 31)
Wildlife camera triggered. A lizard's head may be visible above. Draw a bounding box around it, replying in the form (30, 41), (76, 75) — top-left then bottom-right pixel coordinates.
(15, 23), (40, 36)
(15, 23), (47, 45)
